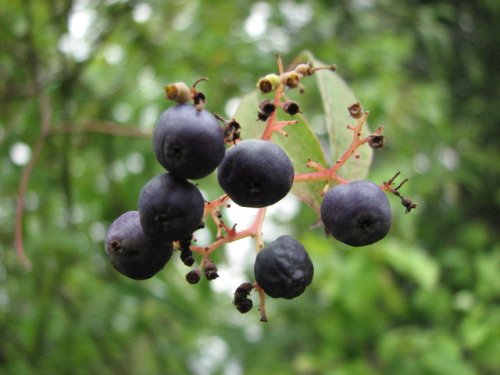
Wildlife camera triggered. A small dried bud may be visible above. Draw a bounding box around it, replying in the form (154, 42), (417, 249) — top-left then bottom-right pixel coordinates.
(282, 100), (301, 115)
(348, 102), (363, 119)
(223, 120), (241, 144)
(164, 82), (191, 104)
(257, 111), (269, 121)
(233, 283), (254, 313)
(233, 291), (247, 302)
(180, 249), (195, 267)
(179, 235), (192, 252)
(294, 63), (314, 76)
(203, 260), (219, 280)
(186, 269), (201, 284)
(295, 62), (336, 76)
(259, 99), (276, 115)
(205, 270), (219, 280)
(234, 298), (253, 314)
(193, 92), (206, 107)
(280, 71), (302, 89)
(401, 197), (418, 213)
(257, 73), (280, 93)
(235, 282), (253, 295)
(258, 80), (273, 93)
(369, 134), (385, 149)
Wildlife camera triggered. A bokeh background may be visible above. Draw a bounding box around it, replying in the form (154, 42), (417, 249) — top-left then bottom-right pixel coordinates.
(1, 0), (499, 374)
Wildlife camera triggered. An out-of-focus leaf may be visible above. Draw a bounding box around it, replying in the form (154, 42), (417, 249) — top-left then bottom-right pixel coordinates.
(234, 90), (327, 210)
(376, 239), (439, 291)
(301, 50), (373, 181)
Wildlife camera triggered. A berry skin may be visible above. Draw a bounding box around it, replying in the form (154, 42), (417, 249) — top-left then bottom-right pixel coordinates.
(138, 173), (204, 241)
(254, 235), (314, 299)
(105, 211), (173, 280)
(217, 139), (294, 208)
(320, 180), (392, 247)
(153, 104), (225, 180)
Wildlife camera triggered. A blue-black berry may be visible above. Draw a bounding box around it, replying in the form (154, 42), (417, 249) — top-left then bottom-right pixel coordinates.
(138, 173), (204, 241)
(217, 139), (294, 208)
(105, 211), (173, 280)
(320, 180), (392, 246)
(153, 104), (225, 180)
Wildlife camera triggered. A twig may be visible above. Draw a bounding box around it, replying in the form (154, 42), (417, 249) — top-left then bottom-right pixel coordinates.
(52, 120), (151, 139)
(14, 92), (52, 270)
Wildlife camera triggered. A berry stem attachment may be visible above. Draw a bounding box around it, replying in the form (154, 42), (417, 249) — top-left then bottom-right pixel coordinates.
(294, 104), (378, 190)
(260, 82), (284, 140)
(381, 172), (418, 213)
(259, 81), (299, 140)
(329, 107), (371, 174)
(192, 76), (209, 89)
(190, 199), (268, 256)
(254, 282), (268, 322)
(254, 208), (266, 251)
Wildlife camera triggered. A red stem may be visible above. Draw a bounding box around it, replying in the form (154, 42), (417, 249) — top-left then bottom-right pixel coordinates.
(294, 112), (371, 185)
(190, 202), (267, 256)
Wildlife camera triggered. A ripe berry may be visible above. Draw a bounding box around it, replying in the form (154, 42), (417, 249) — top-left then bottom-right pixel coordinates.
(254, 235), (314, 299)
(320, 180), (392, 247)
(105, 211), (173, 280)
(153, 104), (225, 180)
(138, 173), (204, 241)
(217, 139), (294, 208)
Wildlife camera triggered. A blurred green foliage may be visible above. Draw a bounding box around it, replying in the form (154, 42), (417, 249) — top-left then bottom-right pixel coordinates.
(1, 0), (499, 374)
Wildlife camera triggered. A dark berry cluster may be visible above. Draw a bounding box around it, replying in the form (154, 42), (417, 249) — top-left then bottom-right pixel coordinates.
(105, 82), (225, 280)
(104, 75), (298, 279)
(103, 57), (416, 322)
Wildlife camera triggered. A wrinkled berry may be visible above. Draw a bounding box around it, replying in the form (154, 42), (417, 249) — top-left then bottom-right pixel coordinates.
(254, 235), (314, 299)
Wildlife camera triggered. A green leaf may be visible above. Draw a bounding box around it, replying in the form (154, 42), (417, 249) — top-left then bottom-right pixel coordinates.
(234, 91), (327, 210)
(376, 239), (439, 291)
(302, 50), (373, 181)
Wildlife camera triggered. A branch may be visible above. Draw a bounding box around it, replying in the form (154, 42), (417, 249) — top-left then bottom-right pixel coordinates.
(293, 109), (374, 186)
(52, 120), (151, 139)
(14, 92), (52, 270)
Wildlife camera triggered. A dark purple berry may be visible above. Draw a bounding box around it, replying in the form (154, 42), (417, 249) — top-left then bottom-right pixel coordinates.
(153, 104), (225, 179)
(138, 173), (204, 241)
(254, 235), (314, 299)
(320, 180), (392, 247)
(217, 139), (294, 208)
(105, 211), (173, 280)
